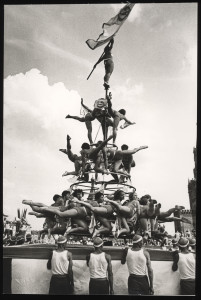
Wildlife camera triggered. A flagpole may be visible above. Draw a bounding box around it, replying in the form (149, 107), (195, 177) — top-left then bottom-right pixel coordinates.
(86, 41), (111, 80)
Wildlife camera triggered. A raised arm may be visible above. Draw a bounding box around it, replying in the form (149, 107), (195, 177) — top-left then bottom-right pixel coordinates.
(81, 98), (92, 113)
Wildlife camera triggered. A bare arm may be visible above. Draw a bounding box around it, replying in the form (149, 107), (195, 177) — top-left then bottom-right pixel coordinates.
(105, 253), (114, 295)
(144, 250), (154, 295)
(67, 251), (74, 293)
(86, 254), (90, 267)
(81, 98), (92, 113)
(121, 247), (128, 264)
(47, 250), (53, 270)
(172, 251), (179, 271)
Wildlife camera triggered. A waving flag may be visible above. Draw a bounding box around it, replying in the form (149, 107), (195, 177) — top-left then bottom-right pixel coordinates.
(86, 3), (135, 50)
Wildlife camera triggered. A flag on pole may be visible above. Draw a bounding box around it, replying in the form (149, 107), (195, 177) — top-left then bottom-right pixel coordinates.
(86, 3), (135, 50)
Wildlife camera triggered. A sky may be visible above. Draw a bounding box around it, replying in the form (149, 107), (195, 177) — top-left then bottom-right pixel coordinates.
(3, 3), (197, 233)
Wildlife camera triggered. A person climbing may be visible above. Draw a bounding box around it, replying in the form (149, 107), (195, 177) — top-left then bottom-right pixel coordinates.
(86, 237), (114, 294)
(107, 92), (136, 144)
(66, 98), (113, 143)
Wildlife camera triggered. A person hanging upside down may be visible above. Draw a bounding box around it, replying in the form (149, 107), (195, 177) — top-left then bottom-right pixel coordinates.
(107, 92), (136, 144)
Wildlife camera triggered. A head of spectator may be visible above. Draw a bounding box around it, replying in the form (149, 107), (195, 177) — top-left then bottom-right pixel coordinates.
(178, 237), (189, 252)
(57, 235), (67, 250)
(132, 234), (143, 248)
(93, 237), (104, 250)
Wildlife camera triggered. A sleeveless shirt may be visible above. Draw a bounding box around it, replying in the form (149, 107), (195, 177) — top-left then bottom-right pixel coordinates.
(178, 252), (195, 280)
(51, 250), (69, 275)
(89, 252), (108, 279)
(126, 248), (147, 276)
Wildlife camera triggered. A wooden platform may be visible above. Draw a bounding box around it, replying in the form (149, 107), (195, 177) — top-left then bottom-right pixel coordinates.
(3, 244), (174, 261)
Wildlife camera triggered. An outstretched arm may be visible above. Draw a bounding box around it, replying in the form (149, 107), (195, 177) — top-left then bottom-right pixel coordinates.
(81, 98), (92, 113)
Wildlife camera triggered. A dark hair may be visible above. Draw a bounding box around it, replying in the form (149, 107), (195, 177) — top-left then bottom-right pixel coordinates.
(95, 192), (104, 200)
(114, 189), (124, 200)
(121, 144), (128, 150)
(62, 190), (71, 197)
(53, 194), (61, 202)
(81, 143), (90, 150)
(118, 109), (126, 115)
(73, 189), (84, 197)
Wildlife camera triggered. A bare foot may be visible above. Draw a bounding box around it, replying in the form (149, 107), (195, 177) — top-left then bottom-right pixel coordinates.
(22, 200), (33, 205)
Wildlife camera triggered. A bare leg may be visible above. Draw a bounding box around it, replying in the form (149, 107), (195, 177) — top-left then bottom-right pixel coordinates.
(92, 216), (112, 238)
(22, 200), (48, 207)
(65, 219), (88, 235)
(28, 212), (46, 218)
(85, 120), (93, 144)
(117, 217), (130, 237)
(65, 115), (85, 122)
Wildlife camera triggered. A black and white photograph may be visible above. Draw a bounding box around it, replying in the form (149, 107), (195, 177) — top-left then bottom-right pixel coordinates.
(3, 1), (197, 295)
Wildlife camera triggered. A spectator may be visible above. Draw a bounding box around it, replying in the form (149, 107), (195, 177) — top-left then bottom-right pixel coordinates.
(121, 234), (154, 295)
(47, 235), (74, 295)
(86, 237), (114, 295)
(172, 237), (195, 295)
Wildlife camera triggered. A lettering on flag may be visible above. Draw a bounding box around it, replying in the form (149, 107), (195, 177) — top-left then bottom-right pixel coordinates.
(86, 3), (135, 50)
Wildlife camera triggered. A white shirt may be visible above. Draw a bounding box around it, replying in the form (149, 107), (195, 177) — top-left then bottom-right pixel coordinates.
(126, 248), (147, 276)
(178, 252), (195, 280)
(51, 250), (69, 275)
(89, 252), (108, 279)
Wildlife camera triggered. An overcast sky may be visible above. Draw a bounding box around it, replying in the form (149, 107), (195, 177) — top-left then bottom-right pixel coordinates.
(3, 3), (197, 232)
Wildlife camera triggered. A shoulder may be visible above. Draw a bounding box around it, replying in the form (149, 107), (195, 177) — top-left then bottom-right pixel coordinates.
(143, 249), (150, 259)
(67, 251), (72, 258)
(105, 252), (111, 261)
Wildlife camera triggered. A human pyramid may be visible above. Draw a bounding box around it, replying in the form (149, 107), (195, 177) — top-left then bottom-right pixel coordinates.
(22, 36), (189, 241)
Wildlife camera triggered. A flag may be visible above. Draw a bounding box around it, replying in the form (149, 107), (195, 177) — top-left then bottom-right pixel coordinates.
(86, 3), (135, 50)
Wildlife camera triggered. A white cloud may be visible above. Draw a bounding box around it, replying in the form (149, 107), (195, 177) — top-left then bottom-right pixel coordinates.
(181, 46), (197, 81)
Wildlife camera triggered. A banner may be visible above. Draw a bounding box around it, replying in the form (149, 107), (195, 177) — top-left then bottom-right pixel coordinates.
(86, 3), (135, 50)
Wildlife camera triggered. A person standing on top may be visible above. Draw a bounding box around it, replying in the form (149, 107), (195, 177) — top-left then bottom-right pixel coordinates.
(86, 237), (114, 295)
(94, 38), (114, 89)
(121, 234), (154, 295)
(47, 235), (74, 295)
(172, 237), (195, 295)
